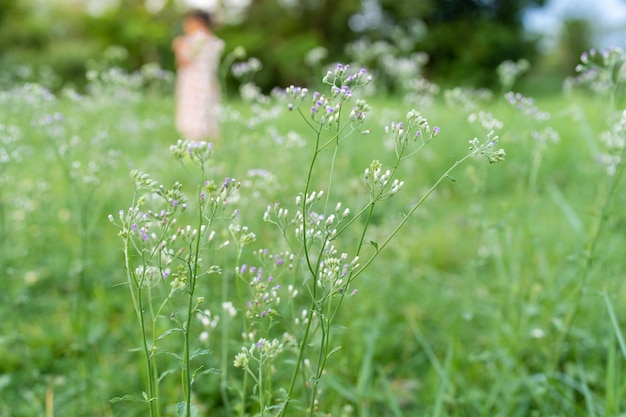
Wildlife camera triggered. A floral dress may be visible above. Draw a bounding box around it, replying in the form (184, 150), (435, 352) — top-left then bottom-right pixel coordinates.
(175, 31), (224, 140)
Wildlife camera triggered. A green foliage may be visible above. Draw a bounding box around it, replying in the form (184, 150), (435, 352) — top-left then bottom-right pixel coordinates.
(2, 51), (626, 416)
(0, 0), (569, 92)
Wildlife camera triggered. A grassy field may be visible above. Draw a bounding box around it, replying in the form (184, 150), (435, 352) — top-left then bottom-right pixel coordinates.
(1, 62), (626, 417)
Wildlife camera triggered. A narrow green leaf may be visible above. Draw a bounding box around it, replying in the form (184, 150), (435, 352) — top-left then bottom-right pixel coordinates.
(191, 367), (222, 384)
(158, 368), (177, 382)
(190, 348), (212, 360)
(109, 394), (145, 403)
(369, 240), (378, 251)
(176, 402), (199, 417)
(326, 345), (342, 359)
(156, 327), (182, 341)
(157, 350), (183, 362)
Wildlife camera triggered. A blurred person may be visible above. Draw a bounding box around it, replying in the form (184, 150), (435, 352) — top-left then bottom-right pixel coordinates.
(172, 10), (224, 141)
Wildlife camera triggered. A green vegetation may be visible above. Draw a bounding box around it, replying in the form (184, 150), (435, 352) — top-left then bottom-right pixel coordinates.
(1, 0), (565, 92)
(2, 51), (626, 416)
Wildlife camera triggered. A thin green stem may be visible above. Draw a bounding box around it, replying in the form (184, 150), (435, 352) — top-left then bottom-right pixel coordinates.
(350, 151), (479, 283)
(552, 151), (626, 366)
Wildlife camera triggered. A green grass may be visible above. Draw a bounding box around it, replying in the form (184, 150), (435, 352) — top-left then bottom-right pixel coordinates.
(1, 77), (626, 417)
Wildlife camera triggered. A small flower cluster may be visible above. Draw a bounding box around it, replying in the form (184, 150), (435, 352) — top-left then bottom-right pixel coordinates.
(158, 181), (188, 210)
(566, 47), (626, 95)
(239, 263), (283, 320)
(468, 111), (504, 131)
(197, 309), (220, 342)
(233, 337), (284, 369)
(305, 46), (328, 68)
(229, 223), (257, 248)
(598, 109), (626, 175)
(133, 265), (162, 288)
(303, 193), (351, 241)
(241, 168), (278, 199)
(403, 76), (440, 107)
(231, 57), (263, 81)
(496, 59), (530, 91)
(251, 247), (295, 271)
(86, 67), (144, 101)
(310, 91), (340, 125)
(170, 139), (214, 166)
(0, 123), (23, 166)
(444, 87), (493, 113)
(349, 99), (371, 125)
(364, 159), (404, 200)
(200, 177), (241, 210)
(385, 109), (440, 156)
(469, 131), (506, 164)
(317, 245), (360, 296)
(32, 112), (66, 142)
(531, 127), (560, 151)
(322, 63), (372, 88)
(287, 64), (372, 130)
(285, 85), (309, 111)
(504, 92), (550, 121)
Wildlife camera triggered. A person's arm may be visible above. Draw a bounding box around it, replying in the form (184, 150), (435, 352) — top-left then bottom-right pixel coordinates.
(172, 37), (191, 67)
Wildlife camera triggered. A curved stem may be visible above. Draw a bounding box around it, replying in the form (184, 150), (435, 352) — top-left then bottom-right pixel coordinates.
(552, 148), (626, 366)
(350, 151), (479, 283)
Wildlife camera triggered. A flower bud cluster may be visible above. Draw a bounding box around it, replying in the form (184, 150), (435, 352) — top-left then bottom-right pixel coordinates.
(285, 85), (309, 110)
(531, 127), (560, 151)
(496, 59), (530, 90)
(310, 92), (340, 126)
(322, 64), (371, 88)
(291, 195), (352, 243)
(231, 57), (262, 80)
(157, 181), (188, 210)
(317, 246), (360, 296)
(443, 87), (493, 113)
(170, 139), (214, 166)
(349, 99), (371, 124)
(504, 92), (549, 121)
(134, 265), (161, 288)
(233, 338), (283, 369)
(566, 47), (626, 95)
(468, 111), (504, 131)
(469, 130), (506, 164)
(251, 247), (295, 271)
(598, 109), (626, 174)
(364, 159), (404, 200)
(385, 110), (440, 153)
(201, 177), (240, 209)
(130, 169), (159, 190)
(229, 223), (256, 248)
(196, 308), (220, 342)
(239, 263), (283, 320)
(330, 85), (353, 102)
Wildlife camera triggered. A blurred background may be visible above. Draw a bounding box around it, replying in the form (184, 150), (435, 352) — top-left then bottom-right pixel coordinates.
(1, 0), (626, 94)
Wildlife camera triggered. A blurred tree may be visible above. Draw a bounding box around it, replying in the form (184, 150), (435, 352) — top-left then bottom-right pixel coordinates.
(219, 0), (361, 89)
(376, 0), (548, 86)
(83, 0), (180, 71)
(556, 18), (593, 75)
(0, 0), (560, 91)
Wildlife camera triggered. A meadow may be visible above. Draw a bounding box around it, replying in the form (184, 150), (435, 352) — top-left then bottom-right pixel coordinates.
(1, 50), (626, 417)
